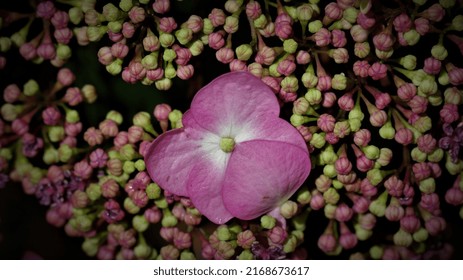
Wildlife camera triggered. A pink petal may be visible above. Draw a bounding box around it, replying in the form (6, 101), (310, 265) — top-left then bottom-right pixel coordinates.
(222, 140), (310, 220)
(144, 122), (220, 197)
(186, 155), (234, 224)
(187, 71), (280, 136)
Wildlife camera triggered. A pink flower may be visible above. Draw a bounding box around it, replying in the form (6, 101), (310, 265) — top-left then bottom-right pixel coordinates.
(145, 72), (311, 224)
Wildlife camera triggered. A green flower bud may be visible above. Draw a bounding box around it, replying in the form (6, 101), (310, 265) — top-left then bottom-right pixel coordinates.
(310, 133), (326, 149)
(343, 7), (358, 24)
(1, 104), (19, 121)
(159, 33), (175, 48)
(297, 189), (311, 205)
(82, 84), (97, 104)
(146, 183), (161, 199)
(375, 49), (394, 60)
(86, 183), (102, 201)
(154, 197), (168, 209)
(362, 145), (380, 160)
(65, 110), (80, 123)
(29, 167), (43, 185)
(413, 0), (427, 5)
(428, 94), (442, 107)
(367, 169), (384, 186)
(323, 188), (340, 204)
(235, 44), (253, 61)
(238, 249), (254, 260)
(302, 70), (318, 88)
(87, 26), (108, 42)
(412, 227), (428, 242)
(411, 147), (427, 162)
(189, 40), (204, 56)
(419, 177), (436, 194)
(261, 215), (276, 229)
(161, 210), (178, 227)
(105, 110), (123, 125)
(354, 224), (372, 241)
(123, 160), (135, 174)
(106, 59), (123, 75)
(283, 39), (298, 54)
(134, 159), (146, 171)
(369, 245), (384, 260)
(0, 37), (11, 52)
(283, 235), (298, 253)
(58, 144), (73, 162)
(103, 3), (122, 22)
(176, 28), (193, 45)
(281, 76), (299, 93)
(393, 229), (413, 247)
(224, 16), (239, 33)
(56, 44), (72, 60)
(403, 29), (420, 46)
(253, 14), (267, 29)
(320, 146), (338, 164)
(119, 0), (133, 12)
(417, 79), (438, 96)
(124, 197), (140, 214)
(179, 250), (196, 260)
(48, 126), (65, 142)
(427, 148), (444, 162)
(438, 71), (449, 85)
(23, 79), (39, 96)
(141, 53), (159, 69)
(0, 148), (12, 160)
(431, 44), (448, 60)
(120, 143), (138, 161)
(82, 237), (99, 257)
(323, 164), (337, 178)
(443, 87), (462, 104)
(217, 225), (232, 241)
(168, 109), (183, 127)
(355, 42), (370, 58)
(280, 200), (298, 219)
(43, 147), (59, 164)
(369, 191), (388, 217)
(297, 4), (313, 22)
(451, 15), (463, 31)
(445, 156), (462, 174)
(305, 88), (322, 105)
(379, 121), (395, 139)
(290, 114), (311, 127)
(155, 78), (173, 91)
(133, 215), (149, 232)
(202, 18), (214, 34)
(308, 20), (323, 33)
(400, 55), (417, 70)
(324, 204), (337, 219)
(69, 7), (84, 25)
(134, 243), (152, 259)
(331, 73), (347, 90)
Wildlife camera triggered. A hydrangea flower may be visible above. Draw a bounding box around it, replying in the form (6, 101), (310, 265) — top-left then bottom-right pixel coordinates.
(145, 72), (311, 224)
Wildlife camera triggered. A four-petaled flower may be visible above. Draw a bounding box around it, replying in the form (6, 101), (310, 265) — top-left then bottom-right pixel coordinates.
(145, 72), (311, 224)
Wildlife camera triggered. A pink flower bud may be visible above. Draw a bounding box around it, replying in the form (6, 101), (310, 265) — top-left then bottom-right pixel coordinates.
(440, 104), (459, 123)
(53, 27), (73, 44)
(335, 203), (353, 222)
(397, 83), (416, 102)
(89, 148), (108, 168)
(420, 193), (440, 213)
(349, 193), (369, 213)
(99, 119), (118, 137)
(111, 42), (129, 59)
(46, 207), (65, 227)
(393, 13), (412, 32)
(246, 1), (262, 20)
(3, 84), (21, 103)
(159, 17), (177, 33)
(131, 190), (148, 208)
(277, 59), (296, 76)
(152, 0), (170, 14)
(229, 59), (247, 72)
(368, 62), (388, 80)
(317, 113), (336, 132)
(208, 8), (226, 27)
(425, 216), (446, 236)
(42, 107), (61, 126)
(385, 203), (404, 221)
(408, 95), (428, 114)
(373, 32), (395, 51)
(309, 191), (325, 210)
(324, 3), (343, 23)
(350, 25), (369, 42)
(414, 17), (430, 35)
(177, 64), (194, 80)
(97, 46), (114, 65)
(357, 13), (375, 29)
(19, 43), (37, 61)
(51, 10), (69, 29)
(423, 57), (442, 75)
(352, 60), (370, 78)
(353, 129), (371, 147)
(313, 28), (331, 47)
(337, 93), (354, 111)
(108, 31), (123, 42)
(208, 32), (225, 50)
(57, 68), (75, 86)
(331, 29), (347, 47)
(317, 233), (337, 253)
(84, 127), (104, 146)
(37, 39), (56, 60)
(174, 47), (192, 66)
(186, 15), (203, 33)
(400, 209), (421, 233)
(144, 206), (162, 223)
(255, 46), (276, 65)
(146, 68), (164, 81)
(215, 47), (234, 64)
(421, 3), (445, 22)
(122, 22), (136, 38)
(339, 223), (357, 250)
(114, 131), (129, 148)
(36, 1), (56, 19)
(128, 6), (145, 24)
(73, 160), (93, 179)
(12, 118), (28, 136)
(317, 75), (332, 91)
(447, 63), (463, 85)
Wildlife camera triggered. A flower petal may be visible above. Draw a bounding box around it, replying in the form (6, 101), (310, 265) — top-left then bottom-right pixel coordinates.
(187, 154), (234, 224)
(144, 122), (220, 197)
(222, 140), (311, 220)
(187, 71), (280, 137)
(235, 117), (308, 151)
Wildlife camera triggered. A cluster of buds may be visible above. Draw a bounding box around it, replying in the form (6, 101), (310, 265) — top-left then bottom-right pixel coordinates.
(1, 0), (463, 260)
